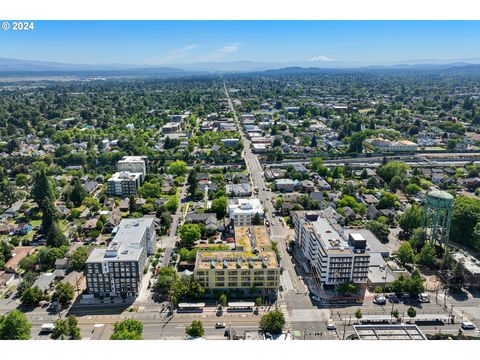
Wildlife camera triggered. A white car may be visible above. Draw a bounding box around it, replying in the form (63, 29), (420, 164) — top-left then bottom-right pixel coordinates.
(311, 295), (322, 303)
(326, 321), (337, 331)
(461, 321), (476, 330)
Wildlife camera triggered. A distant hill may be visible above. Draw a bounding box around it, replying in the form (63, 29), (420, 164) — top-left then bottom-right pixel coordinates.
(257, 63), (480, 76)
(2, 56), (480, 78)
(0, 57), (189, 78)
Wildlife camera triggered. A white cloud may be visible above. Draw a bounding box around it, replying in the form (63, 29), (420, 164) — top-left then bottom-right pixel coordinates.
(150, 44), (199, 64)
(217, 43), (240, 54)
(200, 43), (241, 61)
(308, 55), (334, 62)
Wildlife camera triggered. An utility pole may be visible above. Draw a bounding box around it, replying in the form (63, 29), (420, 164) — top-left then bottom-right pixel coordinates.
(342, 318), (347, 340)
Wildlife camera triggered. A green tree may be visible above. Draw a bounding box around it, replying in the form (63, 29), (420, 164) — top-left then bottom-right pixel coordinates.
(111, 319), (143, 340)
(219, 294), (228, 307)
(47, 221), (68, 248)
(377, 192), (398, 209)
(68, 246), (88, 272)
(0, 178), (20, 207)
(178, 224), (201, 248)
(154, 266), (179, 296)
(451, 196), (480, 250)
(69, 177), (86, 207)
(252, 212), (261, 225)
(337, 281), (358, 295)
(399, 205), (423, 236)
(377, 161), (409, 182)
(348, 132), (366, 153)
(366, 220), (390, 242)
(355, 309), (363, 320)
(397, 242), (415, 265)
(404, 183), (421, 196)
(165, 196), (179, 213)
(32, 169), (55, 209)
(259, 311), (285, 334)
(15, 173), (29, 187)
(416, 242), (437, 268)
(168, 160), (188, 177)
(389, 175), (403, 192)
(0, 310), (31, 340)
(52, 282), (75, 306)
(51, 317), (81, 340)
(407, 307), (417, 319)
(404, 269), (425, 296)
(391, 309), (400, 319)
(210, 196), (227, 218)
(67, 315), (81, 340)
(185, 320), (204, 338)
(51, 319), (69, 340)
(20, 286), (45, 305)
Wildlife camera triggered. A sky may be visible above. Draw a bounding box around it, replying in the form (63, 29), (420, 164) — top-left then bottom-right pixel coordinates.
(1, 21), (480, 65)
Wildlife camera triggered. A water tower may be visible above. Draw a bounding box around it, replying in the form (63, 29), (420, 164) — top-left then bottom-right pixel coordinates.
(421, 190), (454, 248)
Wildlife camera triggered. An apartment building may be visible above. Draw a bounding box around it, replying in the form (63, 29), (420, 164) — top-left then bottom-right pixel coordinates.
(367, 138), (418, 152)
(194, 226), (279, 297)
(117, 156), (147, 180)
(228, 198), (264, 226)
(161, 122), (182, 134)
(292, 210), (370, 289)
(107, 171), (142, 197)
(85, 217), (155, 298)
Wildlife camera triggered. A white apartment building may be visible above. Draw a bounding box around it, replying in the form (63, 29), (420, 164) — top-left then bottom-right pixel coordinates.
(117, 156), (147, 180)
(368, 138), (418, 152)
(228, 198), (264, 226)
(85, 217), (155, 298)
(293, 210), (370, 289)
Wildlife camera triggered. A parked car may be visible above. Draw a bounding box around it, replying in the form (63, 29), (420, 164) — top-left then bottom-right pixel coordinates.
(373, 296), (386, 305)
(311, 295), (322, 303)
(40, 323), (56, 333)
(327, 320), (337, 331)
(461, 321), (476, 330)
(418, 294), (430, 303)
(387, 294), (399, 303)
(215, 322), (226, 329)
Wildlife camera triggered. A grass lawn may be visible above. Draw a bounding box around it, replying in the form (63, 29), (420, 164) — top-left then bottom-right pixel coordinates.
(30, 219), (42, 227)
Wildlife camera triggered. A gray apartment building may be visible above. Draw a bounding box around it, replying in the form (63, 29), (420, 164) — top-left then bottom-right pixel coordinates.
(85, 217), (155, 298)
(292, 210), (370, 290)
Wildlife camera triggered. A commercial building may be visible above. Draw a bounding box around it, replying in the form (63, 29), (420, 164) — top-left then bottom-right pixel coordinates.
(85, 217), (155, 298)
(275, 179), (300, 192)
(367, 138), (418, 152)
(117, 156), (147, 180)
(228, 198), (264, 226)
(292, 210), (370, 289)
(162, 122), (182, 134)
(107, 171), (142, 197)
(194, 226), (279, 297)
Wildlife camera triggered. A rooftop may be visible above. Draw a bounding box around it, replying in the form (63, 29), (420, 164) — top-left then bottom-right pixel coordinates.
(87, 218), (153, 263)
(353, 324), (426, 340)
(235, 226), (271, 252)
(195, 250), (278, 270)
(109, 171), (142, 181)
